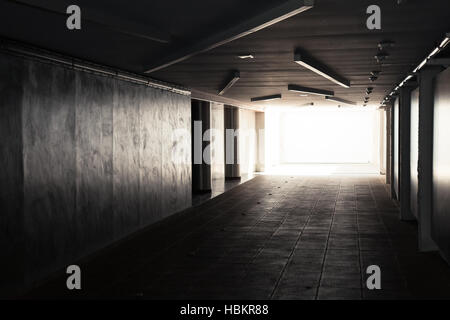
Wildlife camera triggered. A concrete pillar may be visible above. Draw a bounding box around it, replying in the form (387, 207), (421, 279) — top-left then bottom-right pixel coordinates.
(224, 105), (240, 180)
(417, 66), (442, 251)
(386, 106), (392, 185)
(191, 99), (211, 193)
(379, 109), (386, 175)
(399, 86), (415, 221)
(389, 102), (397, 199)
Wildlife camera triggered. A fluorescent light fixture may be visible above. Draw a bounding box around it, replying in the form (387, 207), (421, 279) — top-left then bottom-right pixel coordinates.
(439, 34), (450, 49)
(251, 94), (281, 102)
(288, 84), (334, 97)
(294, 52), (350, 88)
(218, 70), (240, 95)
(404, 74), (413, 82)
(415, 58), (428, 72)
(325, 96), (357, 105)
(378, 40), (395, 50)
(238, 54), (254, 59)
(428, 47), (440, 59)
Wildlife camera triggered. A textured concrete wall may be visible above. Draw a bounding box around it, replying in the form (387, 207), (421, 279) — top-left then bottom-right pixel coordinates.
(410, 88), (419, 219)
(0, 52), (191, 295)
(210, 102), (225, 180)
(0, 54), (25, 296)
(432, 68), (450, 262)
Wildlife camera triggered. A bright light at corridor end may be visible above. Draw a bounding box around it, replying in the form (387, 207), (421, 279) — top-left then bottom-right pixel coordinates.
(264, 105), (381, 175)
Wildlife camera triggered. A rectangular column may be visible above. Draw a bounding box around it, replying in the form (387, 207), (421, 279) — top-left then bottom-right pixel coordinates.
(390, 101), (397, 199)
(386, 106), (392, 185)
(191, 99), (211, 193)
(224, 105), (240, 180)
(399, 86), (415, 220)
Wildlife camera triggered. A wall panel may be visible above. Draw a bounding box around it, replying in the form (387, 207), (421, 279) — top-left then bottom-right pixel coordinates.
(0, 55), (24, 296)
(410, 88), (419, 219)
(0, 51), (191, 294)
(75, 71), (114, 258)
(22, 60), (77, 286)
(432, 67), (450, 262)
(394, 98), (400, 199)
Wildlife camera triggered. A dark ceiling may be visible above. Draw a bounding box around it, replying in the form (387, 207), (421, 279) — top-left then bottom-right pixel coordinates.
(1, 0), (449, 108)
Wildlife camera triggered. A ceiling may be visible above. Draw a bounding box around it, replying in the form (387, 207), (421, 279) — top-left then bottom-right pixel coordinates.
(1, 0), (449, 108)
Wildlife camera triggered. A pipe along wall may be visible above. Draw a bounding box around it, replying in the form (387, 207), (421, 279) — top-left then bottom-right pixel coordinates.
(0, 52), (192, 296)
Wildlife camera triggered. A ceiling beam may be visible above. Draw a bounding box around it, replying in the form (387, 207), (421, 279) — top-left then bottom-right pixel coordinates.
(144, 0), (314, 73)
(7, 0), (170, 43)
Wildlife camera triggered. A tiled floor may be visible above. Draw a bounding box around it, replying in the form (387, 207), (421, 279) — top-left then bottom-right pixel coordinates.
(192, 174), (255, 207)
(27, 175), (450, 299)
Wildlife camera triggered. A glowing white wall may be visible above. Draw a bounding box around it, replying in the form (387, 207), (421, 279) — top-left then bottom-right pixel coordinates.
(266, 106), (380, 166)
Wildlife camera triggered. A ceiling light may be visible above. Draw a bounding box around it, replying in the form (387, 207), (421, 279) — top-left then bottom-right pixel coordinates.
(238, 54), (254, 59)
(378, 40), (395, 50)
(427, 47), (440, 60)
(294, 51), (350, 88)
(251, 94), (281, 102)
(218, 70), (240, 96)
(414, 58), (428, 73)
(439, 34), (450, 49)
(288, 84), (334, 97)
(325, 96), (357, 105)
(375, 51), (389, 63)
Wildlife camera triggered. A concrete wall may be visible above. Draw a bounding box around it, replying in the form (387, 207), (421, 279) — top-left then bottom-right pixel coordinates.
(0, 52), (191, 295)
(238, 109), (256, 176)
(379, 110), (386, 175)
(210, 102), (225, 180)
(432, 67), (450, 262)
(0, 54), (25, 296)
(394, 98), (400, 199)
(410, 88), (419, 219)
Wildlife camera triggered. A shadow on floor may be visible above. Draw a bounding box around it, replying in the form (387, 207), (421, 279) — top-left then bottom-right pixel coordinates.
(24, 175), (450, 300)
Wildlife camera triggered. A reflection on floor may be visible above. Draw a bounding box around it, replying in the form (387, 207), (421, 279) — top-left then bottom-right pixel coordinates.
(27, 175), (450, 300)
(267, 163), (380, 175)
(192, 174), (256, 207)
